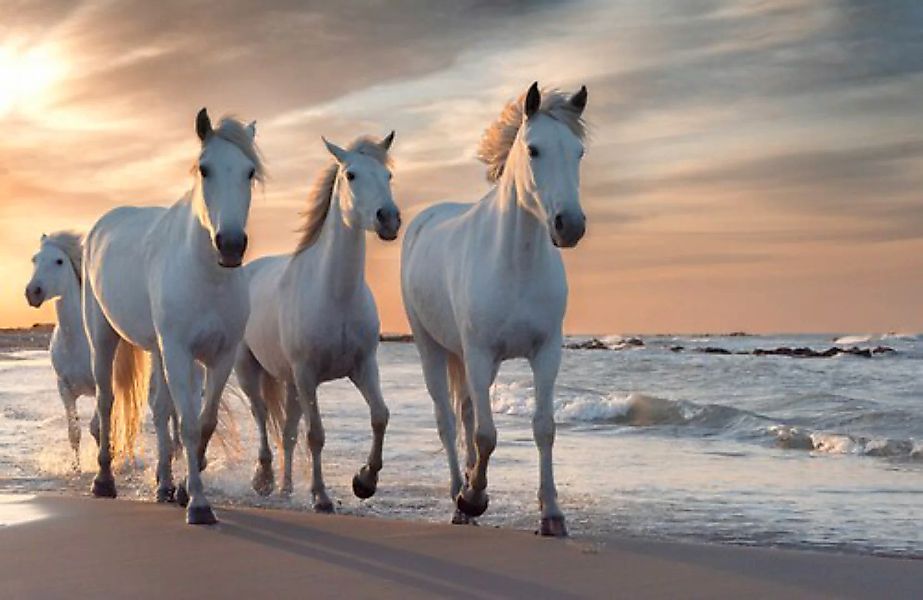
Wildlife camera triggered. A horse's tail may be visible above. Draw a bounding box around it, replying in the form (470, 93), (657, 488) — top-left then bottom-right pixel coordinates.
(261, 373), (287, 452)
(110, 339), (149, 464)
(447, 353), (471, 453)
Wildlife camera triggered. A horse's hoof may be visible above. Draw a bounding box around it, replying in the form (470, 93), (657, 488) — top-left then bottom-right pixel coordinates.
(156, 485), (176, 503)
(451, 509), (478, 525)
(456, 489), (489, 517)
(186, 505), (218, 525)
(313, 499), (335, 514)
(252, 467), (275, 497)
(539, 516), (568, 537)
(91, 478), (117, 498)
(176, 482), (189, 507)
(352, 470), (378, 499)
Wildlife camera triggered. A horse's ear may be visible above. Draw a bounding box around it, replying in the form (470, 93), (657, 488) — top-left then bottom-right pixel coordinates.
(524, 82), (541, 119)
(246, 120), (256, 140)
(570, 85), (588, 114)
(322, 137), (348, 164)
(380, 130), (395, 151)
(196, 108), (212, 142)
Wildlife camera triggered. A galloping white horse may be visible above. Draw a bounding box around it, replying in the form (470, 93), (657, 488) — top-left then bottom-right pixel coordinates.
(83, 109), (262, 524)
(235, 133), (399, 511)
(401, 83), (588, 536)
(25, 232), (99, 462)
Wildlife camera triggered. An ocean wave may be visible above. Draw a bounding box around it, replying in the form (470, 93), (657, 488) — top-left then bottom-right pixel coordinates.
(491, 383), (767, 429)
(771, 425), (922, 460)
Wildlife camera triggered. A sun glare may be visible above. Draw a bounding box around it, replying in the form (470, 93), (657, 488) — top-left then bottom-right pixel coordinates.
(0, 44), (65, 116)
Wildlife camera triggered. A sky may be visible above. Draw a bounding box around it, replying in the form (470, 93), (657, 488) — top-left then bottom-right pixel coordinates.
(1, 0), (922, 334)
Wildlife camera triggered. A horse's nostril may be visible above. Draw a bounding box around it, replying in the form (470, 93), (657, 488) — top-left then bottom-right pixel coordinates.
(215, 233), (224, 250)
(376, 209), (386, 223)
(554, 215), (564, 231)
(34, 286), (42, 296)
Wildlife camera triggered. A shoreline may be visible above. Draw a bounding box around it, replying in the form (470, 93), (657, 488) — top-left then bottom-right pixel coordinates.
(1, 493), (921, 599)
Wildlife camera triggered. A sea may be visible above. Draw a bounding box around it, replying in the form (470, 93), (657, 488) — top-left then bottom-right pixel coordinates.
(1, 332), (921, 557)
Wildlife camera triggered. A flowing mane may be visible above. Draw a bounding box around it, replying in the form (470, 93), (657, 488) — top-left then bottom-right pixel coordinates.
(43, 230), (84, 285)
(477, 88), (587, 183)
(294, 136), (393, 254)
(201, 116), (266, 183)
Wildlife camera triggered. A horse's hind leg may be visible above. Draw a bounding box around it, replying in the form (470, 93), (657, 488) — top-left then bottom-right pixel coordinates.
(456, 349), (498, 519)
(148, 350), (176, 503)
(280, 383), (302, 497)
(57, 378), (80, 468)
(530, 341), (566, 537)
(410, 322), (464, 514)
(84, 292), (120, 498)
(348, 352), (390, 499)
(235, 345), (274, 496)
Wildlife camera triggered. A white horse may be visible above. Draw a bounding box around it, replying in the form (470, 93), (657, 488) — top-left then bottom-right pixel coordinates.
(25, 232), (99, 463)
(83, 109), (262, 524)
(235, 133), (399, 511)
(401, 83), (588, 536)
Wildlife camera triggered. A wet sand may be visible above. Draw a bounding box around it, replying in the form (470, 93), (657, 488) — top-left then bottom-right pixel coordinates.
(0, 495), (920, 599)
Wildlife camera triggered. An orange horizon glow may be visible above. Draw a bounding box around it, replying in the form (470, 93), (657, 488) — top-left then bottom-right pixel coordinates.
(2, 1), (922, 335)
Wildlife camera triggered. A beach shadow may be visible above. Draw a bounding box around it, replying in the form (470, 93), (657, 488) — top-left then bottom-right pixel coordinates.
(216, 508), (577, 599)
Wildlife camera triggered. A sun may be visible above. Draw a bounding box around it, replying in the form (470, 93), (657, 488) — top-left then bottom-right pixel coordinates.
(0, 44), (65, 117)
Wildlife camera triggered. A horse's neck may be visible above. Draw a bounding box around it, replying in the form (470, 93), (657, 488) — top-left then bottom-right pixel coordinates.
(54, 271), (85, 346)
(484, 177), (552, 273)
(293, 191), (366, 300)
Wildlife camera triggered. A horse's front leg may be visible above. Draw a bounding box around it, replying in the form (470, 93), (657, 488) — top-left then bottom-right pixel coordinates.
(293, 365), (332, 512)
(530, 341), (567, 537)
(456, 350), (498, 518)
(197, 351), (236, 472)
(348, 353), (390, 499)
(148, 350), (176, 503)
(57, 378), (80, 468)
(161, 342), (214, 524)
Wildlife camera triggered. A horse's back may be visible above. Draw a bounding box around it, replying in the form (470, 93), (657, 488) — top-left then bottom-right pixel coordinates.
(84, 205), (167, 348)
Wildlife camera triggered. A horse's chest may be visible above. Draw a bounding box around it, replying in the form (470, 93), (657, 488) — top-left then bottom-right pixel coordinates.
(298, 320), (372, 382)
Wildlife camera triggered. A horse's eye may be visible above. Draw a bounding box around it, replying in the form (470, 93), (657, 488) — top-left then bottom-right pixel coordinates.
(248, 168), (255, 180)
(528, 145), (539, 158)
(55, 259), (63, 266)
(579, 148), (585, 159)
(388, 172), (393, 181)
(346, 171), (356, 181)
(199, 165), (210, 178)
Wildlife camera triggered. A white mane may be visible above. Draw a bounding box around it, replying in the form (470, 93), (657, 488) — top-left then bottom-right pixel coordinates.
(477, 89), (587, 183)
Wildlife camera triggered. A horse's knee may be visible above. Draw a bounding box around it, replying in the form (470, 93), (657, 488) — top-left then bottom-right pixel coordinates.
(371, 406), (389, 435)
(307, 427), (325, 452)
(532, 412), (555, 446)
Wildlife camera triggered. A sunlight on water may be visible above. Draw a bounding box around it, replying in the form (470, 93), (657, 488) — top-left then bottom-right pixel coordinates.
(1, 336), (922, 556)
(0, 494), (48, 526)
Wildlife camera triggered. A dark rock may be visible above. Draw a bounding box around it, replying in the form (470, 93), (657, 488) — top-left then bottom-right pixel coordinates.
(697, 347), (732, 355)
(670, 345), (684, 352)
(379, 333), (414, 343)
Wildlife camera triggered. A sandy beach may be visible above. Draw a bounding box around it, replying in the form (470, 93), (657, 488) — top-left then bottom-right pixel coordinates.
(0, 494), (919, 599)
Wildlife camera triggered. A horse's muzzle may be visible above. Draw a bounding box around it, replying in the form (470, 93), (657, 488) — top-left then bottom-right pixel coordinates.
(375, 207), (401, 241)
(550, 211), (586, 248)
(25, 284), (45, 308)
(215, 231), (248, 268)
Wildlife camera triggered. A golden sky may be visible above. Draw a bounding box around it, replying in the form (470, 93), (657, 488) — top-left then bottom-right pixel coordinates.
(2, 0), (922, 334)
